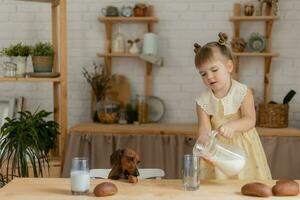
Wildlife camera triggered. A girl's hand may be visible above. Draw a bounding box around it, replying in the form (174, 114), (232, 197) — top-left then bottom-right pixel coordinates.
(200, 154), (214, 166)
(218, 125), (235, 138)
(195, 133), (215, 165)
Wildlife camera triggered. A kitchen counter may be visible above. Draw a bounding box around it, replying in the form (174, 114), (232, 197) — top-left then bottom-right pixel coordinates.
(69, 123), (300, 137)
(62, 123), (300, 179)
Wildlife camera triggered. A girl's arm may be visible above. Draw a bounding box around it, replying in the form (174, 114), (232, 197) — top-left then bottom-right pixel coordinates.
(196, 104), (212, 137)
(196, 104), (214, 164)
(220, 88), (256, 137)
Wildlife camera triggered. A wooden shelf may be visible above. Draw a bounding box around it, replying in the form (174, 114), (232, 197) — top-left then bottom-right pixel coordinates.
(230, 16), (279, 21)
(98, 16), (158, 23)
(233, 52), (280, 57)
(70, 123), (300, 137)
(98, 5), (156, 96)
(0, 77), (61, 82)
(16, 0), (56, 3)
(97, 52), (140, 58)
(12, 0), (68, 157)
(231, 3), (279, 104)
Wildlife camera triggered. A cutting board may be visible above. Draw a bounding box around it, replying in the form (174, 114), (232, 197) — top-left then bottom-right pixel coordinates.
(107, 74), (131, 107)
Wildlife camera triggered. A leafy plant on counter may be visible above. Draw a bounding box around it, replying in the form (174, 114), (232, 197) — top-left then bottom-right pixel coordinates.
(0, 110), (59, 181)
(82, 62), (115, 101)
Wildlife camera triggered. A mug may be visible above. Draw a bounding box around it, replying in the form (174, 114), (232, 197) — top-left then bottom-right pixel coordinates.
(101, 6), (119, 17)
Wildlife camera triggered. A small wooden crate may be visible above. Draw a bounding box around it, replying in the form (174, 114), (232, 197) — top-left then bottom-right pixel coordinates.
(258, 104), (289, 128)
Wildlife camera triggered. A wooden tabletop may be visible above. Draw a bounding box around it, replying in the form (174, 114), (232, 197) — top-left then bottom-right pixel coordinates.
(0, 178), (299, 200)
(70, 123), (300, 137)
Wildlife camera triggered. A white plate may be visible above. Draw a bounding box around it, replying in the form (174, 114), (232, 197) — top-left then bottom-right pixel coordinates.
(147, 96), (165, 122)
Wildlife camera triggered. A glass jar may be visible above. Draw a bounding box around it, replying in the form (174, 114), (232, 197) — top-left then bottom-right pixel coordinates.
(96, 99), (120, 124)
(193, 131), (246, 177)
(136, 95), (148, 124)
(3, 61), (17, 77)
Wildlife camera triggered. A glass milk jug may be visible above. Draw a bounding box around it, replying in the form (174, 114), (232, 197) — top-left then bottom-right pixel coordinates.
(193, 131), (245, 177)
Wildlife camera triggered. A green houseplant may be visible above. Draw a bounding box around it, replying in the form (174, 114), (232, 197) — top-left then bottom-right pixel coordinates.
(31, 42), (54, 73)
(1, 43), (31, 77)
(0, 110), (59, 184)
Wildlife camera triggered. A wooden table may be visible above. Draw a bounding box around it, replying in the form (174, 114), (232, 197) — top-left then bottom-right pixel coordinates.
(1, 178), (299, 199)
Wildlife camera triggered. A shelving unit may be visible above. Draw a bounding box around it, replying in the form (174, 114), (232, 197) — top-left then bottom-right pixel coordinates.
(2, 0), (68, 156)
(230, 3), (279, 104)
(97, 7), (158, 96)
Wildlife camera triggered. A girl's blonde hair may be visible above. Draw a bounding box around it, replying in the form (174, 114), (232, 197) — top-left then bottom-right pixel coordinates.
(194, 32), (233, 67)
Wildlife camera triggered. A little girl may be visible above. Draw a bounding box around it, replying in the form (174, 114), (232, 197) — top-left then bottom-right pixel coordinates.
(194, 32), (271, 180)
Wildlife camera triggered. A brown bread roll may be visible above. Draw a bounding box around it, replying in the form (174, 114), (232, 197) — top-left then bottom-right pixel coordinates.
(241, 182), (272, 197)
(93, 182), (118, 197)
(272, 180), (299, 196)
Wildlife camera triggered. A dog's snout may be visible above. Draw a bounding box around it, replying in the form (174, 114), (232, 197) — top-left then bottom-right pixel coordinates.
(134, 168), (139, 176)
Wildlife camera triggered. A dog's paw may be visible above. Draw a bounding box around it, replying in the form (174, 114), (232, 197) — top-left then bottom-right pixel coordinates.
(128, 175), (138, 184)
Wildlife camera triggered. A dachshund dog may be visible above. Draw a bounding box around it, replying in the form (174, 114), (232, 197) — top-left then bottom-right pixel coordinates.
(108, 148), (140, 183)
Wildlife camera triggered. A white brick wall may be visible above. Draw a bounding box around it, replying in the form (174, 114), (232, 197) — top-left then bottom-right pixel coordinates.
(0, 0), (299, 128)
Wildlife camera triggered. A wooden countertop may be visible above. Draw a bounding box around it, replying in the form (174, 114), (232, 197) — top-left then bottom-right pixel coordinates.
(1, 178), (299, 199)
(69, 123), (300, 137)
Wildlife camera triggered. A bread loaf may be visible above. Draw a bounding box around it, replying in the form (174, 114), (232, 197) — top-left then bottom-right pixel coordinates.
(272, 180), (299, 196)
(93, 182), (118, 197)
(241, 182), (272, 197)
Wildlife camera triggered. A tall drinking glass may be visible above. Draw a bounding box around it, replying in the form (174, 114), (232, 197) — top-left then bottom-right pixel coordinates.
(70, 157), (90, 195)
(182, 154), (200, 191)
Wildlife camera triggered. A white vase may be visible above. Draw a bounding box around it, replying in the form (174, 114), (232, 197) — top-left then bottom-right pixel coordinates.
(11, 56), (27, 77)
(129, 43), (140, 54)
(143, 33), (158, 55)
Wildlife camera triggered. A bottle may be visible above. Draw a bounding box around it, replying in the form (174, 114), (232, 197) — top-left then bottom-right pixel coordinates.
(136, 95), (148, 124)
(193, 131), (245, 177)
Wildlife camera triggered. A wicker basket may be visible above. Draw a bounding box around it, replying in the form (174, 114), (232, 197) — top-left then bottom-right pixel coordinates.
(258, 104), (289, 128)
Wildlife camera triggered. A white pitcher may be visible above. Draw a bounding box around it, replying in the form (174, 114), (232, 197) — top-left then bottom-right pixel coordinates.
(193, 131), (246, 177)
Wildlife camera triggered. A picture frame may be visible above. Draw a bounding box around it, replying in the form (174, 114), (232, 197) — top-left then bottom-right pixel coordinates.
(0, 97), (16, 127)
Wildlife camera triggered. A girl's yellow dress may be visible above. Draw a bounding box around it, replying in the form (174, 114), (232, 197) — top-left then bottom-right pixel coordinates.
(196, 80), (272, 180)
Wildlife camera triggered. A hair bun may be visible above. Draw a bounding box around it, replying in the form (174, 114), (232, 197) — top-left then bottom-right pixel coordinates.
(218, 32), (228, 46)
(194, 43), (201, 54)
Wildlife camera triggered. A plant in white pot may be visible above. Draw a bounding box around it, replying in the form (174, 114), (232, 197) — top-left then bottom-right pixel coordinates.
(31, 42), (54, 73)
(1, 43), (31, 77)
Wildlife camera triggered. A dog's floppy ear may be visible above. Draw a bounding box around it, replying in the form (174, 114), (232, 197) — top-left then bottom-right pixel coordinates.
(110, 149), (124, 166)
(108, 149), (124, 180)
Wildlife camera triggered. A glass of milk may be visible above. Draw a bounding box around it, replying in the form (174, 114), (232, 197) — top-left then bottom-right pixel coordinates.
(182, 154), (200, 191)
(193, 131), (245, 177)
(70, 157), (90, 195)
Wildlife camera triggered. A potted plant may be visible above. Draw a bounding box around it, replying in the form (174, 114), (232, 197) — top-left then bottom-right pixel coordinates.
(31, 42), (54, 73)
(0, 110), (59, 183)
(125, 103), (137, 124)
(82, 62), (118, 123)
(1, 43), (31, 77)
